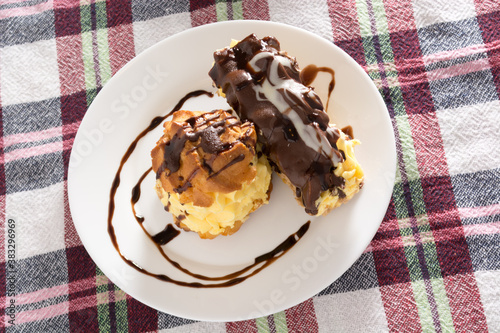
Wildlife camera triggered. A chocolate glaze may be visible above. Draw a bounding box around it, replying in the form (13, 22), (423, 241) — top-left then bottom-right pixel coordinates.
(172, 168), (198, 194)
(209, 34), (345, 215)
(108, 90), (311, 288)
(207, 153), (245, 179)
(155, 109), (256, 193)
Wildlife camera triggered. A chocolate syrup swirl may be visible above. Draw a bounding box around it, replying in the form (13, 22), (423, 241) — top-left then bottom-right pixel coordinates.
(209, 34), (345, 215)
(131, 167), (152, 223)
(108, 90), (311, 288)
(300, 64), (335, 113)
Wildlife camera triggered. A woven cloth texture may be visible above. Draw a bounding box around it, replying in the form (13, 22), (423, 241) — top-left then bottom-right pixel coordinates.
(1, 0), (499, 332)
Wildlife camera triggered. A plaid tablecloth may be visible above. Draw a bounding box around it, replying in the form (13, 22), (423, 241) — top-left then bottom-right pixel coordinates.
(1, 0), (499, 332)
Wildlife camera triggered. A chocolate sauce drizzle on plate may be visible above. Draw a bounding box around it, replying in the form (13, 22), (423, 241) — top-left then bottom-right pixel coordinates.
(300, 64), (335, 113)
(107, 90), (312, 288)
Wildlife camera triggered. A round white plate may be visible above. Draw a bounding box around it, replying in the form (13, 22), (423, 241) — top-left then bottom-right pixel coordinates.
(68, 20), (396, 322)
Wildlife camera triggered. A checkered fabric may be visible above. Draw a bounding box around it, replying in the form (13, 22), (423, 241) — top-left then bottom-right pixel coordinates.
(1, 0), (499, 332)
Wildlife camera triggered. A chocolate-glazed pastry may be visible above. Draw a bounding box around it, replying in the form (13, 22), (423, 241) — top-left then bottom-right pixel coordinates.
(209, 34), (363, 215)
(151, 109), (272, 238)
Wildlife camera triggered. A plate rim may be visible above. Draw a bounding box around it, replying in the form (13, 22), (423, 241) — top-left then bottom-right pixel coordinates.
(68, 20), (397, 322)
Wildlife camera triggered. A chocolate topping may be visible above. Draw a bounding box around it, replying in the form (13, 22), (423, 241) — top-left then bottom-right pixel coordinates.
(209, 34), (345, 215)
(155, 111), (237, 178)
(151, 109), (258, 207)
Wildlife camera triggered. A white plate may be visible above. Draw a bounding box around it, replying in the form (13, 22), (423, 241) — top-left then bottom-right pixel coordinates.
(68, 21), (396, 322)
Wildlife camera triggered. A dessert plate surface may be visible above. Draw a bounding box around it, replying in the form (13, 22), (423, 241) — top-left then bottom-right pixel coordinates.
(68, 21), (396, 322)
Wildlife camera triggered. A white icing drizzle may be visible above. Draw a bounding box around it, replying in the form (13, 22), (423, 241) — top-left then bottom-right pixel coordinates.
(248, 52), (341, 164)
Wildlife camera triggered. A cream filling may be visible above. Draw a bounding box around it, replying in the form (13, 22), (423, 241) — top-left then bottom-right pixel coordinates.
(316, 130), (364, 216)
(156, 156), (272, 236)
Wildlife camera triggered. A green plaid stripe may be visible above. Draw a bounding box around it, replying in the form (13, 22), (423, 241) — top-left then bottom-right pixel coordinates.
(96, 267), (129, 332)
(215, 0), (244, 21)
(96, 269), (112, 332)
(256, 311), (288, 333)
(80, 2), (111, 105)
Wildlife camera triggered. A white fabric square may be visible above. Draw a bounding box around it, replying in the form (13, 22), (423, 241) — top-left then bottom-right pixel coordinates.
(268, 0), (333, 42)
(314, 288), (389, 332)
(411, 0), (476, 29)
(0, 39), (60, 106)
(133, 12), (192, 55)
(475, 270), (500, 332)
(6, 182), (65, 260)
(436, 100), (500, 176)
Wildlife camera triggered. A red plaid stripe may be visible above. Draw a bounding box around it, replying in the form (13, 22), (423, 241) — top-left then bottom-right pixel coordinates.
(327, 0), (367, 66)
(106, 0), (133, 28)
(66, 246), (99, 330)
(64, 181), (81, 247)
(226, 318), (258, 332)
(127, 296), (159, 332)
(445, 273), (488, 332)
(476, 6), (500, 97)
(242, 0), (270, 20)
(60, 92), (86, 180)
(190, 0), (217, 27)
(407, 113), (448, 178)
(285, 298), (319, 332)
(54, 1), (81, 37)
(383, 0), (415, 32)
(108, 24), (135, 76)
(56, 34), (86, 96)
(380, 282), (421, 332)
(327, 0), (360, 42)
